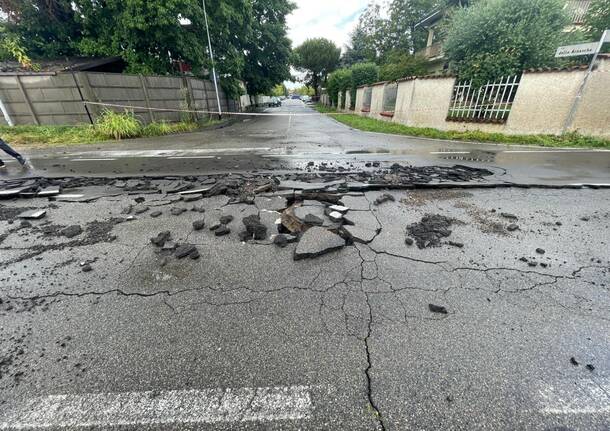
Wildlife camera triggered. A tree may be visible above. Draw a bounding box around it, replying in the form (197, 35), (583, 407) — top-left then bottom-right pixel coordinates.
(379, 51), (428, 81)
(242, 0), (295, 95)
(583, 0), (610, 41)
(0, 0), (82, 58)
(349, 62), (379, 108)
(444, 0), (572, 85)
(384, 0), (440, 55)
(271, 83), (288, 97)
(293, 38), (341, 96)
(327, 68), (352, 107)
(343, 4), (386, 65)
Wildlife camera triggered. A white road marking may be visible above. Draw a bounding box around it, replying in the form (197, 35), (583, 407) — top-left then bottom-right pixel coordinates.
(66, 148), (271, 158)
(539, 378), (610, 415)
(70, 158), (117, 162)
(167, 156), (215, 160)
(504, 150), (610, 153)
(430, 151), (471, 155)
(0, 386), (312, 429)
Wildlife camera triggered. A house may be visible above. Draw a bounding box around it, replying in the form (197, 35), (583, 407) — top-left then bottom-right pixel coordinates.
(415, 0), (595, 74)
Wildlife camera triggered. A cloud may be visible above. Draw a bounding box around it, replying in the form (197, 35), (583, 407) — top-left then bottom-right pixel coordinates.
(287, 0), (369, 50)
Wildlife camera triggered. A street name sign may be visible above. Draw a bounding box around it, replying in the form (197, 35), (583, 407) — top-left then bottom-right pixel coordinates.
(555, 42), (599, 58)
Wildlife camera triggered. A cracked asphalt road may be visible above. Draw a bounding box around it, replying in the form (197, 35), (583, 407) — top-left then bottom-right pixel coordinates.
(1, 184), (609, 430)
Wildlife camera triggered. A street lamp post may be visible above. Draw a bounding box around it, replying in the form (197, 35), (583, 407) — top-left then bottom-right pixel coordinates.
(202, 0), (223, 120)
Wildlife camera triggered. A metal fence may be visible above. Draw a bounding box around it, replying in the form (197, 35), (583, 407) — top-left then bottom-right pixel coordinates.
(447, 75), (521, 123)
(564, 0), (591, 24)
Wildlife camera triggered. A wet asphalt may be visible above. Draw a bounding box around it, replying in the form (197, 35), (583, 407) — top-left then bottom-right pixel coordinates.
(3, 99), (610, 185)
(0, 100), (609, 430)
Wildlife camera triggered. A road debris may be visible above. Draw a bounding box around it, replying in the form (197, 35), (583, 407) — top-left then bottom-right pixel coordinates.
(407, 214), (455, 249)
(294, 227), (345, 260)
(193, 220), (206, 231)
(429, 304), (448, 314)
(18, 210), (46, 220)
(175, 244), (199, 259)
(241, 215), (267, 241)
(61, 225), (83, 239)
(374, 194), (395, 205)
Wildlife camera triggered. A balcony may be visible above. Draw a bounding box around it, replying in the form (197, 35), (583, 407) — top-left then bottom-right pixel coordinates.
(418, 42), (444, 61)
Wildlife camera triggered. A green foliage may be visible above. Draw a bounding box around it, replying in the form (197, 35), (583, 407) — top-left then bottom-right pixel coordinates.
(95, 110), (142, 140)
(292, 86), (315, 96)
(583, 0), (610, 40)
(0, 27), (39, 70)
(327, 69), (352, 107)
(343, 0), (439, 66)
(271, 83), (288, 97)
(293, 38), (341, 95)
(314, 104), (610, 149)
(0, 0), (293, 98)
(349, 62), (379, 108)
(0, 121), (206, 147)
(0, 0), (81, 58)
(443, 0), (572, 85)
(242, 0), (295, 95)
(379, 52), (428, 81)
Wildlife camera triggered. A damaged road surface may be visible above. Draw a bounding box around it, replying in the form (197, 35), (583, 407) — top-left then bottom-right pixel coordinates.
(0, 167), (609, 431)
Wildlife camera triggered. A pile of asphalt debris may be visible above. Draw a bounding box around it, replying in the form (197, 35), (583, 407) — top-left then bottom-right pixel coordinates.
(0, 164), (493, 200)
(0, 164), (495, 263)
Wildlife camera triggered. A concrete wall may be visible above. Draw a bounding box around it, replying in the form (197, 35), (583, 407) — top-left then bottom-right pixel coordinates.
(355, 88), (365, 113)
(344, 91), (352, 112)
(354, 57), (610, 137)
(369, 84), (386, 121)
(0, 72), (240, 126)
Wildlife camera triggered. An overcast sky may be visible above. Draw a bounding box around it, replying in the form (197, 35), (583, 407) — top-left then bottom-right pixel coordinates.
(287, 0), (371, 50)
(284, 0), (371, 88)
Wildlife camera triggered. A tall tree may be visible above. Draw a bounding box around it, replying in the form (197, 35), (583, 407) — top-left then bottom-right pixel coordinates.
(0, 0), (81, 58)
(444, 0), (571, 85)
(384, 0), (440, 55)
(242, 0), (295, 95)
(293, 38), (341, 95)
(343, 3), (387, 65)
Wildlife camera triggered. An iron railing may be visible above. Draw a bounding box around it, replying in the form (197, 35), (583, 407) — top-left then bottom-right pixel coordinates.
(447, 75), (521, 123)
(564, 0), (591, 24)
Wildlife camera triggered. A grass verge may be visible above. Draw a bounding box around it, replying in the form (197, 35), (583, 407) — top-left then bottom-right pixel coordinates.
(1, 119), (221, 148)
(314, 104), (610, 149)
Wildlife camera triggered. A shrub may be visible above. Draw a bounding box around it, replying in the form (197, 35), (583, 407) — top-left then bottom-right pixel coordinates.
(349, 63), (379, 109)
(95, 110), (142, 140)
(327, 68), (352, 106)
(379, 53), (428, 82)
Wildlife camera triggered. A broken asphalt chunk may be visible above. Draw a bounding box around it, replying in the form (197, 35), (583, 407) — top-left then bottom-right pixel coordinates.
(294, 227), (345, 260)
(507, 224), (519, 232)
(150, 211), (162, 218)
(407, 214), (454, 249)
(242, 215), (267, 241)
(501, 213), (518, 220)
(192, 220), (206, 231)
(342, 225), (377, 244)
(220, 215), (234, 225)
(151, 231), (171, 247)
(170, 207), (187, 216)
(303, 214), (324, 226)
(18, 210), (46, 220)
(61, 225), (83, 239)
(374, 193), (395, 205)
(215, 225), (231, 236)
(175, 244), (197, 259)
(429, 304), (448, 314)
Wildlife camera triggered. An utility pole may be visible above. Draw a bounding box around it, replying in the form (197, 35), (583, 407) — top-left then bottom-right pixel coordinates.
(202, 0), (223, 120)
(562, 30), (609, 134)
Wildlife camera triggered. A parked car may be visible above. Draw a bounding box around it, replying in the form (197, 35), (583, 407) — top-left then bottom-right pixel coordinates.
(301, 95), (312, 103)
(290, 94), (301, 100)
(269, 97), (281, 107)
